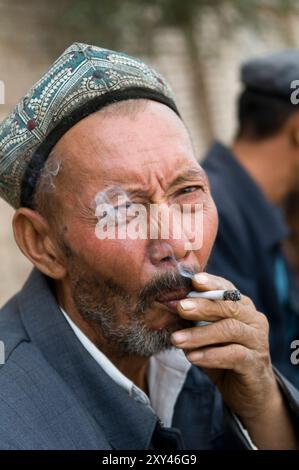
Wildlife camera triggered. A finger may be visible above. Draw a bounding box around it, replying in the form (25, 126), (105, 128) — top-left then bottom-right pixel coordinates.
(171, 319), (261, 350)
(177, 295), (258, 326)
(192, 272), (236, 292)
(185, 343), (253, 373)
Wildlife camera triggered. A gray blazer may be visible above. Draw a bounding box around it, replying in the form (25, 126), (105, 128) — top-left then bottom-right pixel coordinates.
(0, 268), (298, 450)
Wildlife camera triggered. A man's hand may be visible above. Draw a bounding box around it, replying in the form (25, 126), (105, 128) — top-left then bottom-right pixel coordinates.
(171, 272), (298, 449)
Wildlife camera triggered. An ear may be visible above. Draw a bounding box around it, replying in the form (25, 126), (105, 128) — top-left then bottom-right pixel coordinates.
(12, 208), (67, 280)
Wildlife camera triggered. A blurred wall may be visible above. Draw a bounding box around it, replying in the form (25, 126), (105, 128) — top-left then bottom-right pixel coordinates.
(1, 0), (299, 306)
(0, 1), (52, 306)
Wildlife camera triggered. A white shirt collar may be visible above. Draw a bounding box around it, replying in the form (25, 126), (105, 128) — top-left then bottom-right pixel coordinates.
(60, 307), (191, 426)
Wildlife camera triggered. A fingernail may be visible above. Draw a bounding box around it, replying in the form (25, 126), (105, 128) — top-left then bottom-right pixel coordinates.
(180, 299), (197, 310)
(188, 351), (204, 361)
(194, 273), (209, 284)
(171, 331), (189, 343)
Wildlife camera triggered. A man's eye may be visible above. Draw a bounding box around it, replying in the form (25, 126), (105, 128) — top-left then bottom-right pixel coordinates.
(180, 186), (202, 194)
(114, 201), (132, 211)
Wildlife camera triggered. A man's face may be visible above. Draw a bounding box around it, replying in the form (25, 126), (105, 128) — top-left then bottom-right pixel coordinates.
(51, 101), (218, 357)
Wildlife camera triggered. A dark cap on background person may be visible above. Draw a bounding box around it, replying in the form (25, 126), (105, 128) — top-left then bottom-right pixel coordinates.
(241, 49), (299, 100)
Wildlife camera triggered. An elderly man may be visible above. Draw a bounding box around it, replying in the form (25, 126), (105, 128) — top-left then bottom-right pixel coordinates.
(0, 43), (298, 450)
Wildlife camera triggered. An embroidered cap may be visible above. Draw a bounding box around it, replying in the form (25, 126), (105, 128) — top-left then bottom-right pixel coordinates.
(0, 42), (178, 209)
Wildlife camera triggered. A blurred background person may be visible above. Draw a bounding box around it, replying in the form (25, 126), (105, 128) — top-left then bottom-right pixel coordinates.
(203, 51), (299, 387)
(283, 190), (299, 277)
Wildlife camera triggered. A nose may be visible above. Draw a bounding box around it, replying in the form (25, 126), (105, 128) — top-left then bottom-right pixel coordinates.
(148, 203), (191, 267)
(148, 238), (190, 268)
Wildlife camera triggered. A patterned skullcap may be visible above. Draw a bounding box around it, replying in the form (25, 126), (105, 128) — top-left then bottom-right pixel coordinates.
(0, 42), (178, 209)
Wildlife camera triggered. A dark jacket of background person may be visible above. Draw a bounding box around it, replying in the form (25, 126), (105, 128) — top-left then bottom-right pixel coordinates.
(284, 192), (299, 277)
(203, 142), (299, 388)
(0, 267), (299, 450)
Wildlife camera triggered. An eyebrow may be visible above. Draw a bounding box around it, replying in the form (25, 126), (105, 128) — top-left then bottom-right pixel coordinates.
(89, 166), (207, 210)
(169, 167), (206, 188)
(122, 167), (207, 201)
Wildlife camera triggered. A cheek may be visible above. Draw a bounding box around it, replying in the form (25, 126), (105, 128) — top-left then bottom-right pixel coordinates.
(196, 199), (218, 264)
(66, 225), (148, 291)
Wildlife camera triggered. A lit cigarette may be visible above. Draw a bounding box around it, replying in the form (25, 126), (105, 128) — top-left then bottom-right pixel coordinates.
(187, 289), (241, 301)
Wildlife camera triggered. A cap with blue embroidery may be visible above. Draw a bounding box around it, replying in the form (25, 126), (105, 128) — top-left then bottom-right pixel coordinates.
(241, 49), (299, 99)
(0, 43), (178, 209)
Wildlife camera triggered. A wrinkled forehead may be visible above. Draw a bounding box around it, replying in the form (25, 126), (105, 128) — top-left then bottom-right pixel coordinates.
(53, 101), (200, 196)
